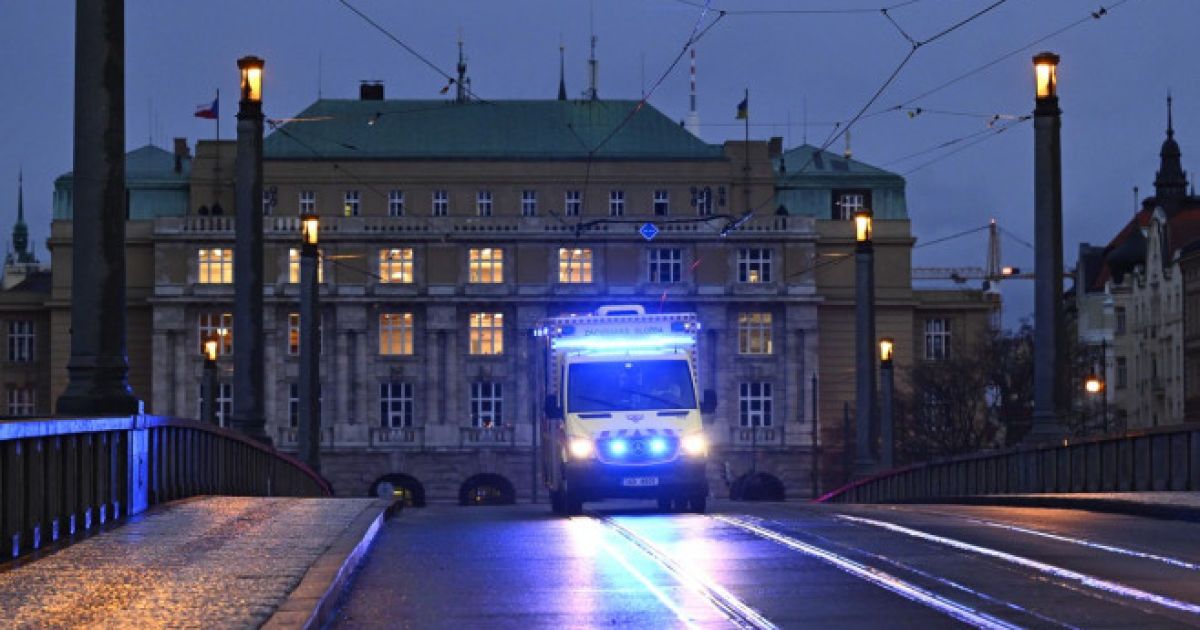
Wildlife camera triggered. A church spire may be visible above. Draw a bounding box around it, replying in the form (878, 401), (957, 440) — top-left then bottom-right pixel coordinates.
(1155, 93), (1188, 205)
(557, 41), (567, 101)
(9, 170), (34, 265)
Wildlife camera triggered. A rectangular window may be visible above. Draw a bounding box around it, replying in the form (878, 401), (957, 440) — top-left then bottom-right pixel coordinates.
(379, 248), (414, 283)
(470, 381), (503, 427)
(738, 312), (773, 355)
(1115, 306), (1127, 335)
(388, 190), (405, 217)
(469, 248), (503, 283)
(288, 313), (300, 356)
(608, 190), (625, 217)
(739, 382), (773, 427)
(198, 382), (234, 428)
(832, 189), (871, 221)
(289, 248), (325, 284)
(469, 312), (504, 355)
(7, 387), (34, 416)
(262, 189), (274, 216)
(343, 190), (361, 217)
(694, 186), (714, 216)
(1116, 356), (1128, 389)
(198, 248), (233, 284)
(299, 190), (315, 215)
(924, 318), (951, 360)
(648, 248), (682, 283)
(558, 248), (593, 283)
(379, 313), (414, 356)
(7, 320), (34, 363)
(476, 190), (493, 217)
(565, 190), (582, 217)
(289, 383), (299, 428)
(738, 248), (772, 283)
(432, 190), (448, 216)
(380, 382), (414, 428)
(653, 190), (670, 216)
(521, 190), (537, 217)
(198, 312), (233, 355)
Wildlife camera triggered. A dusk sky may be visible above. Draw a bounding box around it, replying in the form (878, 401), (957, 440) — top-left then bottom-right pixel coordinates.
(1, 0), (1196, 328)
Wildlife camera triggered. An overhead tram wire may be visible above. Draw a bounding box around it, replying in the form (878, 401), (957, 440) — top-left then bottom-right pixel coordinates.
(902, 115), (1030, 175)
(880, 115), (1029, 167)
(668, 0), (922, 14)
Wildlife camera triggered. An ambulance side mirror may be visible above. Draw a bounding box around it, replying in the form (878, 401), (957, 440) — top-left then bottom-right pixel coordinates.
(700, 389), (717, 415)
(545, 395), (563, 420)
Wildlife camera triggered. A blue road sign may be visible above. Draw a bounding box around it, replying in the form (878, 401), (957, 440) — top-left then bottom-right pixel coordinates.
(640, 222), (659, 241)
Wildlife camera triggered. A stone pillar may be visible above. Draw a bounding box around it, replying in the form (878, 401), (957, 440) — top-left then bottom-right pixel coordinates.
(57, 0), (141, 416)
(298, 238), (321, 471)
(854, 239), (876, 471)
(426, 329), (441, 426)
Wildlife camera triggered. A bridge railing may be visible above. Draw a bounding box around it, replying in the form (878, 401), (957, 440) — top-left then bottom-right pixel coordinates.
(1, 415), (330, 560)
(819, 423), (1200, 504)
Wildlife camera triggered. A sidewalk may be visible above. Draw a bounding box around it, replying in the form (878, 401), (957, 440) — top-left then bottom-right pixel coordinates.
(946, 492), (1200, 521)
(0, 496), (391, 628)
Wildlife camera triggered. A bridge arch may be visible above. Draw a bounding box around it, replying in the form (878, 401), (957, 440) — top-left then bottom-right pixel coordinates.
(731, 472), (786, 502)
(369, 473), (427, 507)
(459, 473), (516, 506)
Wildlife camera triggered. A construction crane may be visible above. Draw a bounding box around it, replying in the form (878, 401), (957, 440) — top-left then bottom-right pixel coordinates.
(912, 219), (1035, 289)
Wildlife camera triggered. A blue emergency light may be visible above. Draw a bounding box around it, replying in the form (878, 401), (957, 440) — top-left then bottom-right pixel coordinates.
(648, 437), (668, 455)
(551, 334), (695, 352)
(608, 439), (629, 457)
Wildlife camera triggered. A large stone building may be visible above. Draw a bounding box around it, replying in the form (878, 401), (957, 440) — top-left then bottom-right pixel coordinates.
(0, 172), (51, 418)
(45, 82), (994, 500)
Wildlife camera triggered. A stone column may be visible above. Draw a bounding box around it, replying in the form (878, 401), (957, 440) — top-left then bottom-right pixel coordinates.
(57, 0), (141, 416)
(854, 238), (876, 471)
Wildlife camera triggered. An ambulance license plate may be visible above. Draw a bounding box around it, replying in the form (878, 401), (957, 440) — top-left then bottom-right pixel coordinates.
(622, 476), (659, 487)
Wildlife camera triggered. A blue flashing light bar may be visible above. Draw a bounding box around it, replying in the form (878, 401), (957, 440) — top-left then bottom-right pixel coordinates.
(648, 437), (668, 455)
(551, 334), (696, 352)
(608, 439), (629, 457)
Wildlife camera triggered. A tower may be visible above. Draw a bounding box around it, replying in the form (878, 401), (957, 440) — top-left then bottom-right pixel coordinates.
(684, 48), (700, 137)
(557, 42), (567, 101)
(455, 32), (471, 104)
(1154, 94), (1188, 209)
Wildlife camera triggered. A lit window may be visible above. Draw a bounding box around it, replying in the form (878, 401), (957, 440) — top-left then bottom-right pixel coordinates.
(198, 248), (233, 284)
(739, 382), (772, 427)
(653, 190), (670, 216)
(433, 190), (448, 216)
(380, 382), (414, 428)
(289, 249), (325, 284)
(565, 190), (582, 216)
(469, 248), (504, 284)
(558, 248), (593, 283)
(379, 248), (414, 284)
(299, 190), (315, 215)
(521, 190), (538, 217)
(388, 190), (405, 217)
(198, 312), (233, 355)
(379, 313), (414, 356)
(198, 382), (233, 428)
(470, 381), (503, 427)
(648, 248), (682, 283)
(6, 387), (34, 417)
(738, 248), (772, 283)
(608, 190), (625, 217)
(469, 312), (504, 355)
(738, 312), (773, 355)
(344, 190), (361, 216)
(7, 320), (35, 363)
(288, 313), (300, 356)
(924, 318), (951, 360)
(476, 190), (493, 217)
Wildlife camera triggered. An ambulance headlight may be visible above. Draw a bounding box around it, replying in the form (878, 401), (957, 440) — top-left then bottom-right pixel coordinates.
(569, 438), (594, 459)
(681, 434), (707, 456)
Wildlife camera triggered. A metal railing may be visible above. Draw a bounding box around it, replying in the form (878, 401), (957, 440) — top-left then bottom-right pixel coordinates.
(0, 415), (330, 560)
(460, 426), (516, 448)
(820, 423), (1200, 504)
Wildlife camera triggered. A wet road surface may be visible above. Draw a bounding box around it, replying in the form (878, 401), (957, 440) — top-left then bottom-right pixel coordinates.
(332, 500), (1200, 628)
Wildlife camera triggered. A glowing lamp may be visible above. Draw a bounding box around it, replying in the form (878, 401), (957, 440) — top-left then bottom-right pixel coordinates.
(608, 439), (628, 457)
(1001, 266), (1018, 277)
(1084, 374), (1103, 394)
(301, 214), (320, 246)
(879, 338), (894, 363)
(681, 433), (706, 456)
(238, 56), (265, 103)
(569, 438), (594, 459)
(854, 209), (873, 243)
(204, 340), (218, 362)
(1033, 52), (1058, 100)
(648, 437), (668, 455)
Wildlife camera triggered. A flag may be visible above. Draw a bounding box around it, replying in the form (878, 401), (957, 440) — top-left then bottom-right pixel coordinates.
(194, 97), (219, 120)
(735, 95), (748, 120)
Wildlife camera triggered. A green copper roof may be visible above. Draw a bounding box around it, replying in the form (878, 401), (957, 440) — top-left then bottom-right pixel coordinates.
(55, 145), (191, 184)
(263, 99), (725, 161)
(774, 144), (902, 181)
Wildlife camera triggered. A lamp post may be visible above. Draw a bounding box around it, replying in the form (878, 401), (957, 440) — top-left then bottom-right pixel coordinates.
(202, 340), (219, 426)
(854, 208), (877, 473)
(232, 55), (269, 443)
(879, 338), (895, 469)
(298, 214), (322, 472)
(1028, 51), (1068, 444)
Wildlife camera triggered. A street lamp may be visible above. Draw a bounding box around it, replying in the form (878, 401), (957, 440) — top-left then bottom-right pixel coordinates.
(1083, 374), (1103, 394)
(1027, 51), (1068, 444)
(202, 340), (219, 426)
(298, 213), (322, 472)
(232, 55), (269, 444)
(879, 338), (895, 469)
(854, 208), (877, 474)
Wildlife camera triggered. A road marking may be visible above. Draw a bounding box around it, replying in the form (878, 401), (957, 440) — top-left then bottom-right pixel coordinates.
(715, 515), (1021, 630)
(838, 514), (1200, 616)
(593, 514), (778, 630)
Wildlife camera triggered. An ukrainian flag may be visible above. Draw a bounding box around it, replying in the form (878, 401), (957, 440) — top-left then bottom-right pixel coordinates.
(736, 95), (748, 120)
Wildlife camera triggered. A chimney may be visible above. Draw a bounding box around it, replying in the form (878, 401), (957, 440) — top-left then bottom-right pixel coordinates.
(173, 137), (190, 173)
(768, 136), (783, 158)
(360, 81), (384, 101)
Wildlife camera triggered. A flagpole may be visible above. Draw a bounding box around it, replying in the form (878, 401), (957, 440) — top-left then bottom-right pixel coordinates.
(743, 87), (750, 214)
(214, 88), (222, 206)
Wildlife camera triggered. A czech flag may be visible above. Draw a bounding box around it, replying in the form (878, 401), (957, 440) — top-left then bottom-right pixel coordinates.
(194, 97), (219, 120)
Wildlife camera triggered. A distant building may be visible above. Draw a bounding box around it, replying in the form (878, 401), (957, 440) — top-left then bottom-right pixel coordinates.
(0, 172), (50, 418)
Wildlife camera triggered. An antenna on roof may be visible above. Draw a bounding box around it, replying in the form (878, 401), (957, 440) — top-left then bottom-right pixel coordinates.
(584, 0), (599, 100)
(558, 37), (567, 101)
(317, 50), (323, 99)
(456, 27), (470, 103)
(685, 48), (700, 137)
